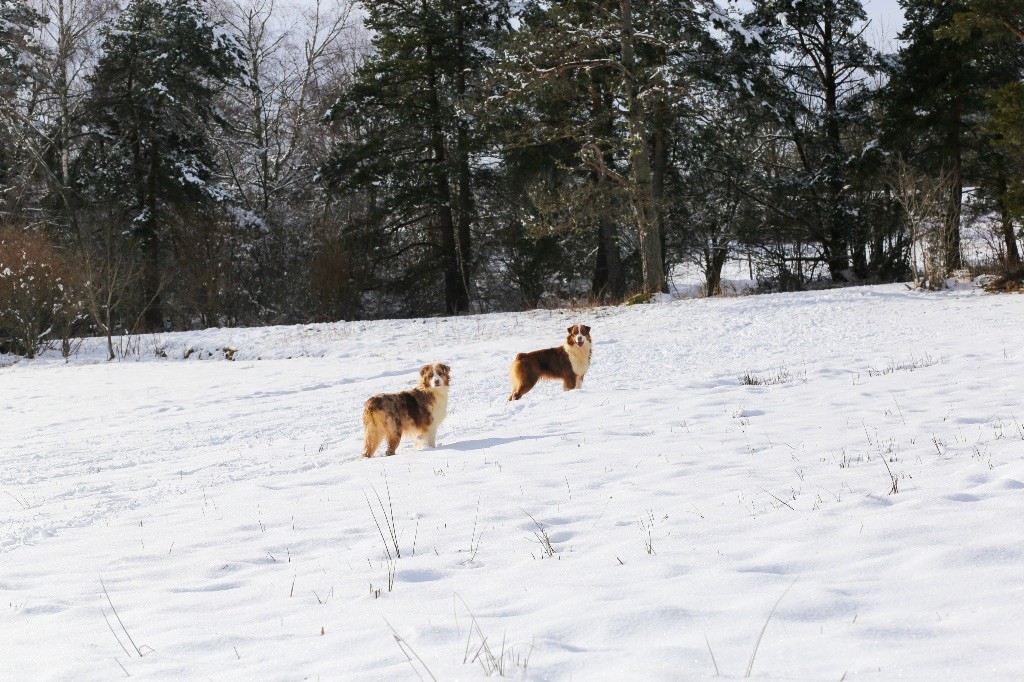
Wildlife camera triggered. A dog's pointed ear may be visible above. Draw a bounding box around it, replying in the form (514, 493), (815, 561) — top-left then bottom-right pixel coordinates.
(582, 325), (591, 335)
(419, 364), (431, 377)
(439, 363), (451, 375)
(567, 326), (574, 334)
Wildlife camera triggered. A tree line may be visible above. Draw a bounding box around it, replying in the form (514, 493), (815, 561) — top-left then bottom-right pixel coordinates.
(1, 0), (1023, 357)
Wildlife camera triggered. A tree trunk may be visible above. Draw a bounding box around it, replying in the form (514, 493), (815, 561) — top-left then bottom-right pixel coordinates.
(105, 307), (115, 361)
(455, 135), (473, 308)
(619, 0), (665, 295)
(653, 119), (669, 291)
(824, 244), (850, 282)
(593, 212), (626, 300)
(425, 34), (466, 315)
(945, 104), (964, 274)
(704, 234), (728, 297)
(433, 132), (464, 314)
(996, 174), (1021, 268)
(454, 9), (473, 312)
(870, 218), (885, 274)
(588, 79), (626, 300)
(851, 240), (868, 277)
(141, 142), (163, 331)
(822, 15), (850, 282)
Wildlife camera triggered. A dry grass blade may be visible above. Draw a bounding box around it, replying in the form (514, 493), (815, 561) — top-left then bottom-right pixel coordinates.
(466, 498), (482, 562)
(879, 455), (899, 495)
(366, 471), (401, 559)
(758, 486), (794, 510)
(4, 490), (29, 510)
(704, 632), (720, 676)
(100, 578), (151, 657)
(102, 606), (132, 658)
(364, 491), (394, 562)
(385, 618), (437, 682)
(745, 579), (797, 678)
(365, 472), (402, 591)
(453, 593), (532, 676)
(520, 508), (556, 558)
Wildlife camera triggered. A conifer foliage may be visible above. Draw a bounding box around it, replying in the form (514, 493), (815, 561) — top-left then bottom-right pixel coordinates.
(889, 0), (1024, 274)
(748, 0), (880, 281)
(0, 0), (1022, 353)
(80, 0), (247, 329)
(0, 0), (46, 201)
(320, 0), (510, 315)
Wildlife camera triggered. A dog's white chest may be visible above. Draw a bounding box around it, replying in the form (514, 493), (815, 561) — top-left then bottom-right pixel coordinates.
(431, 389), (448, 422)
(564, 344), (591, 378)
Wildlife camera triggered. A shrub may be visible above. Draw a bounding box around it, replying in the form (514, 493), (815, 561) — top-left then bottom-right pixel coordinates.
(980, 267), (1024, 293)
(0, 226), (82, 358)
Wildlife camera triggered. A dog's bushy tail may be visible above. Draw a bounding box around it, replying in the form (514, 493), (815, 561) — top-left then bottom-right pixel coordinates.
(363, 398), (387, 457)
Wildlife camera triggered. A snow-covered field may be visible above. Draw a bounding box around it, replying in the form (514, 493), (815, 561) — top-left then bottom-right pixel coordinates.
(3, 284), (1024, 680)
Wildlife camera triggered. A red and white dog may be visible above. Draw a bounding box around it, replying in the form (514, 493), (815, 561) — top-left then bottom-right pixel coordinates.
(508, 324), (592, 400)
(363, 363), (450, 457)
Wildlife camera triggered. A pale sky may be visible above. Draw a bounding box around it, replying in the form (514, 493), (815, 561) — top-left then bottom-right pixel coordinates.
(863, 0), (905, 48)
(728, 0), (906, 48)
(338, 0), (908, 51)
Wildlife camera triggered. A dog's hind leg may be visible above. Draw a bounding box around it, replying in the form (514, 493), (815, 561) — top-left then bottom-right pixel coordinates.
(363, 414), (384, 457)
(509, 358), (528, 400)
(509, 368), (538, 400)
(364, 430), (384, 457)
(384, 419), (402, 456)
(509, 382), (535, 400)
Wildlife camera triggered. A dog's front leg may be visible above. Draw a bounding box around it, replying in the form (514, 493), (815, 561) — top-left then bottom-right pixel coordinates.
(413, 429), (435, 449)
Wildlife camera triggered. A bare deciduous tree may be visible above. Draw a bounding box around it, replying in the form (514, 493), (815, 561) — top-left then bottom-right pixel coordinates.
(890, 158), (957, 290)
(215, 0), (364, 214)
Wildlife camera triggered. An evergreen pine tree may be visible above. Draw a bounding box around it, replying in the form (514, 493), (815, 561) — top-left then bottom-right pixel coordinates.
(948, 0), (1024, 41)
(888, 1), (975, 274)
(320, 0), (509, 315)
(0, 1), (43, 92)
(748, 0), (879, 282)
(945, 0), (1024, 266)
(0, 0), (46, 204)
(491, 0), (730, 297)
(81, 0), (246, 330)
(988, 83), (1024, 230)
(889, 0), (1024, 273)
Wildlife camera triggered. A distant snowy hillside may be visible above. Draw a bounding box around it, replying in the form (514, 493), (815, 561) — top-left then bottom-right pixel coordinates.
(3, 284), (1024, 680)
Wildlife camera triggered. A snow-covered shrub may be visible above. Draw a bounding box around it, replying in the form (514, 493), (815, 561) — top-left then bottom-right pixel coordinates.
(0, 226), (82, 358)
